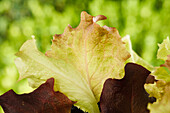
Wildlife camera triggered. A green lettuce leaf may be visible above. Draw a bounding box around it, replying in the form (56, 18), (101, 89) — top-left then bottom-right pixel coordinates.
(152, 66), (170, 82)
(152, 37), (170, 81)
(145, 81), (164, 101)
(157, 37), (170, 61)
(122, 35), (154, 71)
(147, 37), (170, 113)
(147, 81), (170, 113)
(15, 11), (130, 113)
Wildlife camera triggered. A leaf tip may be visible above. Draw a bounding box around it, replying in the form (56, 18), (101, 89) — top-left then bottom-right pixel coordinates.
(45, 77), (55, 89)
(80, 11), (93, 23)
(93, 15), (107, 23)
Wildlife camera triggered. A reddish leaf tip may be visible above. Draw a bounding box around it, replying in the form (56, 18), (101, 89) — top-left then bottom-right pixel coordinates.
(45, 77), (55, 89)
(80, 11), (93, 23)
(80, 11), (107, 27)
(93, 15), (107, 23)
(53, 34), (62, 40)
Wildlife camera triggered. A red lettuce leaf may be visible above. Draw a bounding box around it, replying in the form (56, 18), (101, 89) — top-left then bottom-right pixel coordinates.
(0, 78), (75, 113)
(146, 75), (157, 84)
(100, 63), (156, 113)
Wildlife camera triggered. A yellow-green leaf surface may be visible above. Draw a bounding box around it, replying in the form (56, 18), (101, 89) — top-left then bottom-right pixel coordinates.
(46, 11), (130, 100)
(157, 37), (170, 61)
(152, 66), (170, 82)
(152, 37), (170, 82)
(148, 81), (170, 113)
(15, 11), (130, 113)
(145, 81), (165, 101)
(148, 37), (170, 113)
(148, 57), (170, 113)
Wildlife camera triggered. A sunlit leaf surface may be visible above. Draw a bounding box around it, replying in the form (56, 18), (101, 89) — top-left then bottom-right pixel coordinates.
(15, 12), (130, 113)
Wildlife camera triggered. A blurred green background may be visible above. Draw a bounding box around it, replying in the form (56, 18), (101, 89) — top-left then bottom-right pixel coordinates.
(0, 0), (169, 112)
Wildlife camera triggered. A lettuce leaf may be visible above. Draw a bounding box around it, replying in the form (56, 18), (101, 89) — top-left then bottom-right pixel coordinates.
(152, 37), (170, 81)
(15, 38), (99, 113)
(122, 35), (154, 71)
(147, 37), (170, 113)
(0, 78), (74, 113)
(15, 11), (130, 113)
(161, 55), (170, 71)
(147, 81), (170, 113)
(157, 37), (170, 61)
(100, 63), (155, 113)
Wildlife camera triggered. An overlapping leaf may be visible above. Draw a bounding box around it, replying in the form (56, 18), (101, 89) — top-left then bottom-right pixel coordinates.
(100, 63), (155, 113)
(147, 37), (170, 113)
(0, 78), (74, 113)
(147, 81), (170, 113)
(161, 55), (170, 71)
(122, 35), (154, 71)
(15, 11), (130, 113)
(46, 11), (130, 100)
(152, 37), (170, 81)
